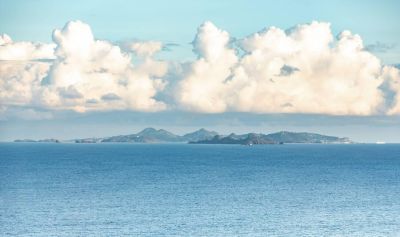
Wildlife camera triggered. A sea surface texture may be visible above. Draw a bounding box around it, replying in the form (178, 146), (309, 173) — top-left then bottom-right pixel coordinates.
(1, 143), (400, 236)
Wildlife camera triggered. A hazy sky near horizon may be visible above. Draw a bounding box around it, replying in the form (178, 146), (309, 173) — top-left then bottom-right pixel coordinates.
(0, 0), (400, 142)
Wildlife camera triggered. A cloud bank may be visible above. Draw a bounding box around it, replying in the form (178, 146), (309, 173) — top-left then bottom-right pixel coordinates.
(1, 20), (400, 117)
(1, 21), (167, 113)
(176, 21), (400, 115)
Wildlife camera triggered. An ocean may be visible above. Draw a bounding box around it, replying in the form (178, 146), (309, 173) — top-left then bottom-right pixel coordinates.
(1, 143), (400, 236)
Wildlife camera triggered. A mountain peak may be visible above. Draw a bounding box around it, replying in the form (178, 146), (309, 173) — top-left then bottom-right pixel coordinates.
(134, 128), (183, 142)
(183, 128), (218, 142)
(140, 127), (157, 133)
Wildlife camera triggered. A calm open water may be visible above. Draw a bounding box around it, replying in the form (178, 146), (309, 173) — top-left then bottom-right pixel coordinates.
(1, 143), (400, 236)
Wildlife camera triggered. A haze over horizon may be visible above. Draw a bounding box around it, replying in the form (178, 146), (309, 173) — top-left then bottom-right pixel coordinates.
(1, 0), (400, 142)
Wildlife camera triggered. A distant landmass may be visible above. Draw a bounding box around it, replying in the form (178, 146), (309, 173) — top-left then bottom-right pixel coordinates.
(14, 128), (352, 145)
(100, 128), (185, 143)
(190, 131), (351, 145)
(14, 138), (61, 143)
(190, 133), (276, 145)
(182, 128), (219, 142)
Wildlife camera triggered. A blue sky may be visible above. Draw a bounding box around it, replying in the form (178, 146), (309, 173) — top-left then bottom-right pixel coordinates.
(0, 0), (400, 142)
(1, 0), (399, 63)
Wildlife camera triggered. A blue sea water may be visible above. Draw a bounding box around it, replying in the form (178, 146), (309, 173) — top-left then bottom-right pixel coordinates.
(1, 143), (400, 236)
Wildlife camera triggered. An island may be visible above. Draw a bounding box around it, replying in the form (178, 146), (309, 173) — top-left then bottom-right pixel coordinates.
(14, 128), (352, 145)
(14, 138), (61, 143)
(191, 131), (351, 145)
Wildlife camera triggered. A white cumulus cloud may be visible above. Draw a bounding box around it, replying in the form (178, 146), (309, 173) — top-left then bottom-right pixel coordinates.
(129, 41), (163, 58)
(0, 34), (55, 61)
(175, 21), (238, 113)
(1, 20), (400, 118)
(0, 21), (168, 113)
(382, 66), (400, 114)
(0, 34), (55, 110)
(175, 21), (400, 115)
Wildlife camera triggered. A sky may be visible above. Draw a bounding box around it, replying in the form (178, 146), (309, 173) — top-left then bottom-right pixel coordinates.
(0, 0), (400, 142)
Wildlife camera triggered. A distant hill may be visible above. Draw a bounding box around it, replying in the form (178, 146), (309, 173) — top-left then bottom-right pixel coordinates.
(190, 133), (276, 145)
(264, 131), (351, 144)
(182, 128), (218, 142)
(14, 138), (60, 143)
(191, 131), (351, 145)
(102, 128), (185, 143)
(14, 128), (352, 144)
(74, 138), (103, 143)
(14, 139), (37, 143)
